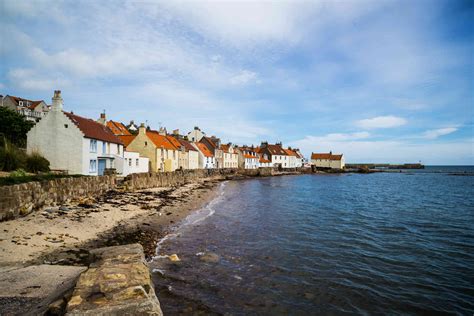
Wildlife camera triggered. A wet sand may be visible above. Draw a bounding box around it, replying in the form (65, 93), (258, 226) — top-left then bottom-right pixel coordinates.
(0, 178), (222, 267)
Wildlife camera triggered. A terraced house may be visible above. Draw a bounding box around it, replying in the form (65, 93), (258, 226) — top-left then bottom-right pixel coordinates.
(27, 91), (124, 175)
(125, 124), (179, 172)
(220, 143), (239, 168)
(237, 146), (259, 169)
(260, 142), (290, 168)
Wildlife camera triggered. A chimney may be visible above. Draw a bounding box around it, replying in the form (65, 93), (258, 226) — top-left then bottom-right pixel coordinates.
(173, 129), (180, 135)
(139, 123), (146, 135)
(261, 141), (268, 148)
(51, 90), (63, 112)
(98, 112), (106, 125)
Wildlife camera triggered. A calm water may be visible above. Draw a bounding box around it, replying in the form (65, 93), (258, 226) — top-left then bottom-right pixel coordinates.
(151, 167), (474, 315)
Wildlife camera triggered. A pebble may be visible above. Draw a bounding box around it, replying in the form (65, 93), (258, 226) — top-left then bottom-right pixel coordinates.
(59, 206), (70, 212)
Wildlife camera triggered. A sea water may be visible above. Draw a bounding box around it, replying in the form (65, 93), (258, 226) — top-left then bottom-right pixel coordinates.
(150, 167), (474, 315)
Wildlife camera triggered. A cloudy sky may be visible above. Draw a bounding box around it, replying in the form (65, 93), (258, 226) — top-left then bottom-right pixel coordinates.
(1, 0), (473, 164)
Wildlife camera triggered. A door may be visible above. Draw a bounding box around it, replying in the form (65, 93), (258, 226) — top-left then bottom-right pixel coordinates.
(98, 159), (106, 175)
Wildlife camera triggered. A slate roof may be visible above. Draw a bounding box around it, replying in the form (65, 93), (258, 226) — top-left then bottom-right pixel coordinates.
(64, 112), (123, 145)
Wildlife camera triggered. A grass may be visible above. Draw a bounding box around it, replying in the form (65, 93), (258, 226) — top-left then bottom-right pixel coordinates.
(0, 173), (84, 186)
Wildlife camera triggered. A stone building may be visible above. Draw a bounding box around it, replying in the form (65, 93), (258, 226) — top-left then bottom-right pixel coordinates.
(311, 152), (345, 169)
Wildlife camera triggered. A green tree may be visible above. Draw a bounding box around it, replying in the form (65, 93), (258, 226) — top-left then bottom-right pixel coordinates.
(0, 107), (34, 148)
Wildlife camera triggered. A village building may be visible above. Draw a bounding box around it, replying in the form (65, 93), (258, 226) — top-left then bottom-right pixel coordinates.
(125, 124), (179, 172)
(166, 135), (188, 170)
(2, 95), (49, 122)
(253, 147), (272, 168)
(237, 146), (259, 169)
(200, 136), (224, 168)
(95, 114), (149, 175)
(311, 152), (345, 169)
(260, 142), (290, 168)
(220, 143), (239, 168)
(27, 91), (124, 175)
(187, 126), (206, 142)
(177, 138), (199, 169)
(126, 121), (138, 134)
(193, 142), (216, 169)
(284, 148), (299, 168)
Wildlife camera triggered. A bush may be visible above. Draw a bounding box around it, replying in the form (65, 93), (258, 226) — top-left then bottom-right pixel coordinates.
(0, 107), (34, 148)
(26, 152), (50, 173)
(0, 140), (26, 171)
(10, 169), (27, 177)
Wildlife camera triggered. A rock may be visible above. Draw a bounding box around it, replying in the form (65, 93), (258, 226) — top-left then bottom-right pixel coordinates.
(304, 292), (315, 300)
(45, 208), (55, 213)
(48, 298), (66, 315)
(197, 252), (220, 263)
(59, 206), (70, 212)
(168, 254), (180, 262)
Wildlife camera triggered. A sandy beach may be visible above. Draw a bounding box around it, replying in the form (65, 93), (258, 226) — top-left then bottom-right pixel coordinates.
(0, 177), (222, 267)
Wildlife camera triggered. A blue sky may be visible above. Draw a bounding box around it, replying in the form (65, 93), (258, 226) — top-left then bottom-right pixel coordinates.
(1, 0), (473, 164)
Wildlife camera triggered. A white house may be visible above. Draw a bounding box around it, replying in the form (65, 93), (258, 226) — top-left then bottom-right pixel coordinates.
(2, 95), (50, 122)
(123, 151), (149, 176)
(187, 126), (206, 142)
(260, 142), (291, 168)
(237, 147), (259, 169)
(27, 90), (125, 176)
(311, 152), (345, 169)
(193, 142), (216, 169)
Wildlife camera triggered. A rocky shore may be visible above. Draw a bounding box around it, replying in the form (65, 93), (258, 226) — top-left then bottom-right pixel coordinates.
(0, 169), (306, 315)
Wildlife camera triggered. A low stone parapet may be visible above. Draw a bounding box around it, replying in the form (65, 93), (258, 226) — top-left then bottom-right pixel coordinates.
(66, 243), (162, 315)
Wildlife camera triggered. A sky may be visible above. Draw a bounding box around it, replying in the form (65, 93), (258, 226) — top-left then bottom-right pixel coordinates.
(1, 0), (473, 164)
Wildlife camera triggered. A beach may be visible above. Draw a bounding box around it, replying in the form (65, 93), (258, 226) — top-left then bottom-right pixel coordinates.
(0, 177), (222, 268)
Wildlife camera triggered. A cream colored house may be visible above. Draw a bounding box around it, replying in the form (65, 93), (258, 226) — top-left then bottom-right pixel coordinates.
(311, 152), (345, 169)
(177, 138), (199, 169)
(126, 124), (179, 172)
(187, 126), (206, 142)
(220, 143), (238, 168)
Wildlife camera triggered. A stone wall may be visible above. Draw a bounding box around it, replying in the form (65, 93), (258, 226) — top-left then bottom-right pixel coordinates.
(0, 175), (116, 221)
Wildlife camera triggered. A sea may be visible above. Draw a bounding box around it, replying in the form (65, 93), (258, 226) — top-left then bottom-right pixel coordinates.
(150, 166), (474, 315)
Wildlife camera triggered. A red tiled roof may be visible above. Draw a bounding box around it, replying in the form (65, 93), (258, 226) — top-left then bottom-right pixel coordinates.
(243, 154), (257, 159)
(107, 120), (131, 136)
(118, 135), (136, 147)
(311, 153), (343, 161)
(146, 131), (177, 150)
(177, 138), (197, 151)
(284, 148), (298, 157)
(8, 95), (44, 110)
(265, 144), (287, 156)
(259, 157), (271, 163)
(64, 112), (123, 145)
(196, 142), (214, 157)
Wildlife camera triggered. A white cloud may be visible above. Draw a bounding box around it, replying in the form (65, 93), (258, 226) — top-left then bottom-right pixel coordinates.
(422, 127), (458, 139)
(7, 68), (68, 91)
(356, 116), (407, 129)
(230, 70), (258, 85)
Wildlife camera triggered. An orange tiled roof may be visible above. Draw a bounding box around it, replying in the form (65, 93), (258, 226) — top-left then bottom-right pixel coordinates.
(284, 148), (298, 157)
(166, 135), (182, 150)
(64, 112), (123, 145)
(311, 153), (343, 161)
(146, 131), (177, 150)
(259, 156), (271, 163)
(107, 120), (131, 136)
(265, 144), (287, 156)
(118, 135), (136, 147)
(196, 142), (214, 157)
(243, 154), (257, 159)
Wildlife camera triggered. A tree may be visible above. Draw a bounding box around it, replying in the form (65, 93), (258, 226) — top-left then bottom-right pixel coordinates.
(0, 107), (34, 148)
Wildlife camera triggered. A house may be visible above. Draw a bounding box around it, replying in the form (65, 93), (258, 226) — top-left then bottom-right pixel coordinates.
(193, 142), (216, 169)
(177, 138), (199, 169)
(254, 147), (272, 168)
(2, 95), (49, 122)
(220, 143), (239, 168)
(125, 124), (179, 172)
(284, 148), (299, 168)
(259, 142), (290, 168)
(200, 136), (224, 168)
(27, 91), (124, 175)
(293, 148), (305, 167)
(187, 126), (206, 142)
(311, 152), (345, 169)
(166, 135), (188, 170)
(237, 146), (259, 169)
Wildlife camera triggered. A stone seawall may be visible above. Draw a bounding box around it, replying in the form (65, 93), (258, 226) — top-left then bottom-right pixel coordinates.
(0, 175), (116, 221)
(0, 167), (303, 221)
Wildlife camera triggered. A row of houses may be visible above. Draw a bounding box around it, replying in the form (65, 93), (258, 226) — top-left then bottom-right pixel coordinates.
(8, 91), (344, 176)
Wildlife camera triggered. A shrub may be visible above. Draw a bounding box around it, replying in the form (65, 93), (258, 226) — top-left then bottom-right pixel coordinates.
(26, 152), (50, 173)
(10, 169), (27, 177)
(0, 140), (26, 171)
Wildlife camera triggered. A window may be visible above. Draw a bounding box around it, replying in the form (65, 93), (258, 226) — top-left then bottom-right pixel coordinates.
(145, 141), (148, 146)
(64, 124), (68, 128)
(102, 142), (106, 154)
(117, 145), (120, 154)
(89, 159), (97, 172)
(136, 159), (139, 166)
(90, 139), (97, 153)
(129, 159), (132, 166)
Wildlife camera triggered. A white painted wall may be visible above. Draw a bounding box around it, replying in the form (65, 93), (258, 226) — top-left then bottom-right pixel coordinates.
(123, 151), (149, 175)
(27, 110), (84, 174)
(188, 150), (199, 169)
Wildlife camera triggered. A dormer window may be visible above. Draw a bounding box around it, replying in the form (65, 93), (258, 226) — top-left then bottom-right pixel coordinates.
(19, 101), (23, 106)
